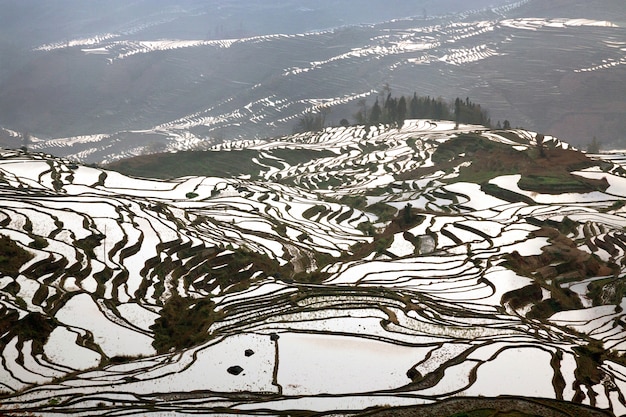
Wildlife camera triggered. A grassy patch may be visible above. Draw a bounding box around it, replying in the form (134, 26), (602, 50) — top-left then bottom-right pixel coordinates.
(367, 202), (397, 222)
(399, 134), (522, 183)
(518, 174), (607, 194)
(402, 133), (603, 197)
(270, 148), (335, 167)
(432, 134), (498, 164)
(107, 149), (264, 179)
(106, 147), (336, 180)
(29, 236), (49, 249)
(480, 183), (535, 205)
(601, 199), (626, 213)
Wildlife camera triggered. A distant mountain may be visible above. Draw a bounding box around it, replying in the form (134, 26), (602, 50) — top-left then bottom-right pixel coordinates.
(1, 121), (626, 416)
(0, 0), (625, 163)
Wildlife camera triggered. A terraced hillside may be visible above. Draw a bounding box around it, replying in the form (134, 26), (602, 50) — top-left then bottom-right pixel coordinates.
(1, 120), (626, 416)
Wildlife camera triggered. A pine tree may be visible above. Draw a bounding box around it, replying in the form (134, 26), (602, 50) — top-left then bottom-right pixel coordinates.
(454, 97), (461, 128)
(410, 93), (419, 119)
(397, 96), (407, 127)
(370, 99), (382, 124)
(587, 136), (601, 153)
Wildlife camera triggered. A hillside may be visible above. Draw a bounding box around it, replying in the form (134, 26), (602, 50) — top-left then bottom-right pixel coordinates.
(1, 120), (626, 416)
(1, 0), (626, 163)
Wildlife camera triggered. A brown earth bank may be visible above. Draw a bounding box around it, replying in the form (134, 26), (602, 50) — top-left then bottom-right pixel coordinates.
(332, 396), (615, 417)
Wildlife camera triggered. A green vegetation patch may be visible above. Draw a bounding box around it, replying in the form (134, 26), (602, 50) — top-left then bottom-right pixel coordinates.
(367, 202), (397, 222)
(270, 148), (336, 167)
(107, 147), (336, 180)
(400, 134), (523, 184)
(518, 174), (608, 194)
(480, 183), (535, 205)
(432, 134), (500, 165)
(29, 235), (49, 249)
(413, 133), (605, 196)
(107, 149), (263, 179)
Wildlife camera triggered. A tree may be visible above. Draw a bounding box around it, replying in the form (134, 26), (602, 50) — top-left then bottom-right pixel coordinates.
(535, 133), (545, 157)
(294, 111), (324, 133)
(370, 99), (382, 124)
(355, 98), (368, 124)
(318, 105), (331, 129)
(383, 93), (396, 124)
(396, 96), (407, 127)
(410, 93), (419, 119)
(403, 203), (413, 224)
(587, 136), (601, 153)
(454, 97), (461, 129)
(380, 83), (391, 99)
(503, 120), (511, 129)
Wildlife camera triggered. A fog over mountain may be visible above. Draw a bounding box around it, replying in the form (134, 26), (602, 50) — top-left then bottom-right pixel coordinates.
(0, 0), (625, 162)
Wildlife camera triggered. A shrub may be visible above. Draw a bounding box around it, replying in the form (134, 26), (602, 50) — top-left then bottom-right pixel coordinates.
(29, 236), (49, 249)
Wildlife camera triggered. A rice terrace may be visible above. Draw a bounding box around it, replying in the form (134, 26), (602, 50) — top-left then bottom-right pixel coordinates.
(1, 0), (626, 416)
(1, 118), (626, 416)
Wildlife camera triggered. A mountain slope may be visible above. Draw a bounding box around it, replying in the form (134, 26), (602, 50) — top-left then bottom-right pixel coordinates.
(1, 0), (625, 163)
(1, 120), (626, 416)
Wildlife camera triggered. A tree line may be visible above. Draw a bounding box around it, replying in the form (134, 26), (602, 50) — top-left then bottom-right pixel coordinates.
(355, 93), (491, 128)
(294, 91), (492, 133)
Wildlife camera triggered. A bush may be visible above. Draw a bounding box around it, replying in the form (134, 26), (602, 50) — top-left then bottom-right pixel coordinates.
(29, 236), (49, 249)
